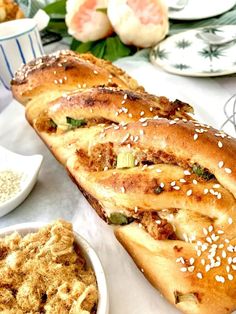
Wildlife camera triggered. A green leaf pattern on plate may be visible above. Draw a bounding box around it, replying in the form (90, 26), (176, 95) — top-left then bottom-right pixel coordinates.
(153, 47), (169, 60)
(175, 39), (192, 49)
(198, 46), (226, 61)
(172, 64), (191, 70)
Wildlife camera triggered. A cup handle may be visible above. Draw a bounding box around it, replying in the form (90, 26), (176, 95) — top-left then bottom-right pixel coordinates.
(33, 9), (50, 31)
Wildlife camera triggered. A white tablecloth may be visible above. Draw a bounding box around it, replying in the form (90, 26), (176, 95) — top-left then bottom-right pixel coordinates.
(0, 49), (236, 314)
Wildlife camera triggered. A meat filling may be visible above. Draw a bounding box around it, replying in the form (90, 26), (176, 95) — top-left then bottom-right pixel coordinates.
(139, 212), (176, 240)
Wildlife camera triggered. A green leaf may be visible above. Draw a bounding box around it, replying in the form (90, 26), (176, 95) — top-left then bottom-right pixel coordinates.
(91, 41), (106, 59)
(103, 36), (132, 61)
(44, 0), (66, 15)
(47, 19), (68, 36)
(96, 8), (107, 14)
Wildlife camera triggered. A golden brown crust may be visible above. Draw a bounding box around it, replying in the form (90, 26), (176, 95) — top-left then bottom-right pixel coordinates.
(115, 223), (236, 314)
(89, 119), (236, 198)
(11, 50), (143, 106)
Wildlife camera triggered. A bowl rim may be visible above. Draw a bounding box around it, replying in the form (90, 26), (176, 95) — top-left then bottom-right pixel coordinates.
(0, 221), (109, 314)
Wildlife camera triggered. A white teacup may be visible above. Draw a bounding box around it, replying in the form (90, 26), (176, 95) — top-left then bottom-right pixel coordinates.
(0, 18), (44, 90)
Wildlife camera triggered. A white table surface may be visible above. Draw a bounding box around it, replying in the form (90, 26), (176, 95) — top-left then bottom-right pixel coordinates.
(0, 46), (236, 314)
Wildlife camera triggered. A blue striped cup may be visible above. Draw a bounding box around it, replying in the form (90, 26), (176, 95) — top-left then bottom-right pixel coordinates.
(0, 18), (44, 90)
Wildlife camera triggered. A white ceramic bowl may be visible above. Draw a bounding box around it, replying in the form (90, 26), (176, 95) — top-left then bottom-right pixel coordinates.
(0, 222), (109, 314)
(0, 146), (43, 217)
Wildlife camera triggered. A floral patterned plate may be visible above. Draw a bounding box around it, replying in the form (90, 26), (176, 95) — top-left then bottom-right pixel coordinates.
(150, 25), (236, 77)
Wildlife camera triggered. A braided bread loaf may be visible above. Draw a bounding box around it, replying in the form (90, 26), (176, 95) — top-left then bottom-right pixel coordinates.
(11, 50), (236, 314)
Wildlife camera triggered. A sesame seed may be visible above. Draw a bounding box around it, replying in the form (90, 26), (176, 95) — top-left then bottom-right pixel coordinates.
(188, 266), (195, 272)
(149, 107), (153, 112)
(169, 120), (176, 125)
(128, 113), (133, 118)
(218, 230), (224, 235)
(203, 228), (208, 236)
(179, 178), (186, 183)
(201, 259), (205, 266)
(197, 272), (203, 279)
(222, 251), (227, 258)
(225, 168), (232, 174)
(218, 161), (224, 168)
(218, 141), (223, 148)
(180, 267), (187, 272)
(139, 130), (144, 136)
(205, 265), (211, 272)
(170, 181), (176, 187)
(141, 268), (144, 273)
(134, 206), (138, 213)
(208, 225), (213, 232)
(156, 169), (162, 173)
(124, 94), (128, 100)
(217, 193), (222, 199)
(190, 257), (195, 265)
(94, 70), (98, 74)
(155, 220), (161, 225)
(121, 187), (125, 193)
(186, 189), (192, 196)
(173, 186), (180, 190)
(228, 217), (233, 225)
(232, 265), (236, 270)
(184, 170), (191, 176)
(160, 182), (165, 188)
(213, 184), (220, 188)
(140, 111), (145, 116)
(204, 188), (209, 194)
(193, 179), (197, 185)
(194, 134), (198, 141)
(104, 166), (108, 171)
(228, 274), (233, 281)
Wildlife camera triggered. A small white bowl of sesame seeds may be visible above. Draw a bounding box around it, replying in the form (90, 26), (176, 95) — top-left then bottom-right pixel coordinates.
(0, 145), (43, 217)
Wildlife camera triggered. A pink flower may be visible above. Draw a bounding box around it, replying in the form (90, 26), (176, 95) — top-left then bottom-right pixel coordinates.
(66, 0), (113, 42)
(107, 0), (169, 47)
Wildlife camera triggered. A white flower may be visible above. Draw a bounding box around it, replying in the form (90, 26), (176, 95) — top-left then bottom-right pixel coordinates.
(66, 0), (113, 42)
(107, 0), (169, 48)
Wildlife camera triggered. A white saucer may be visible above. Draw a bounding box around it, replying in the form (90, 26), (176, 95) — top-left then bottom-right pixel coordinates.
(150, 25), (236, 77)
(168, 0), (236, 21)
(0, 146), (43, 217)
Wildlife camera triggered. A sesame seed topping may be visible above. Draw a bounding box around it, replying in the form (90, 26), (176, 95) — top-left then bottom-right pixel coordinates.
(213, 184), (220, 188)
(134, 206), (138, 213)
(215, 275), (225, 283)
(193, 179), (198, 185)
(218, 161), (224, 168)
(190, 257), (195, 265)
(203, 228), (208, 236)
(193, 134), (198, 141)
(160, 182), (165, 188)
(180, 267), (187, 272)
(139, 130), (144, 136)
(184, 170), (191, 176)
(170, 181), (176, 187)
(225, 168), (232, 174)
(179, 178), (186, 183)
(188, 266), (195, 272)
(228, 217), (233, 225)
(208, 225), (213, 232)
(94, 70), (98, 74)
(197, 272), (203, 279)
(218, 141), (223, 148)
(186, 189), (192, 196)
(140, 111), (145, 116)
(156, 169), (162, 173)
(173, 186), (180, 190)
(228, 274), (233, 281)
(121, 187), (125, 193)
(204, 188), (209, 194)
